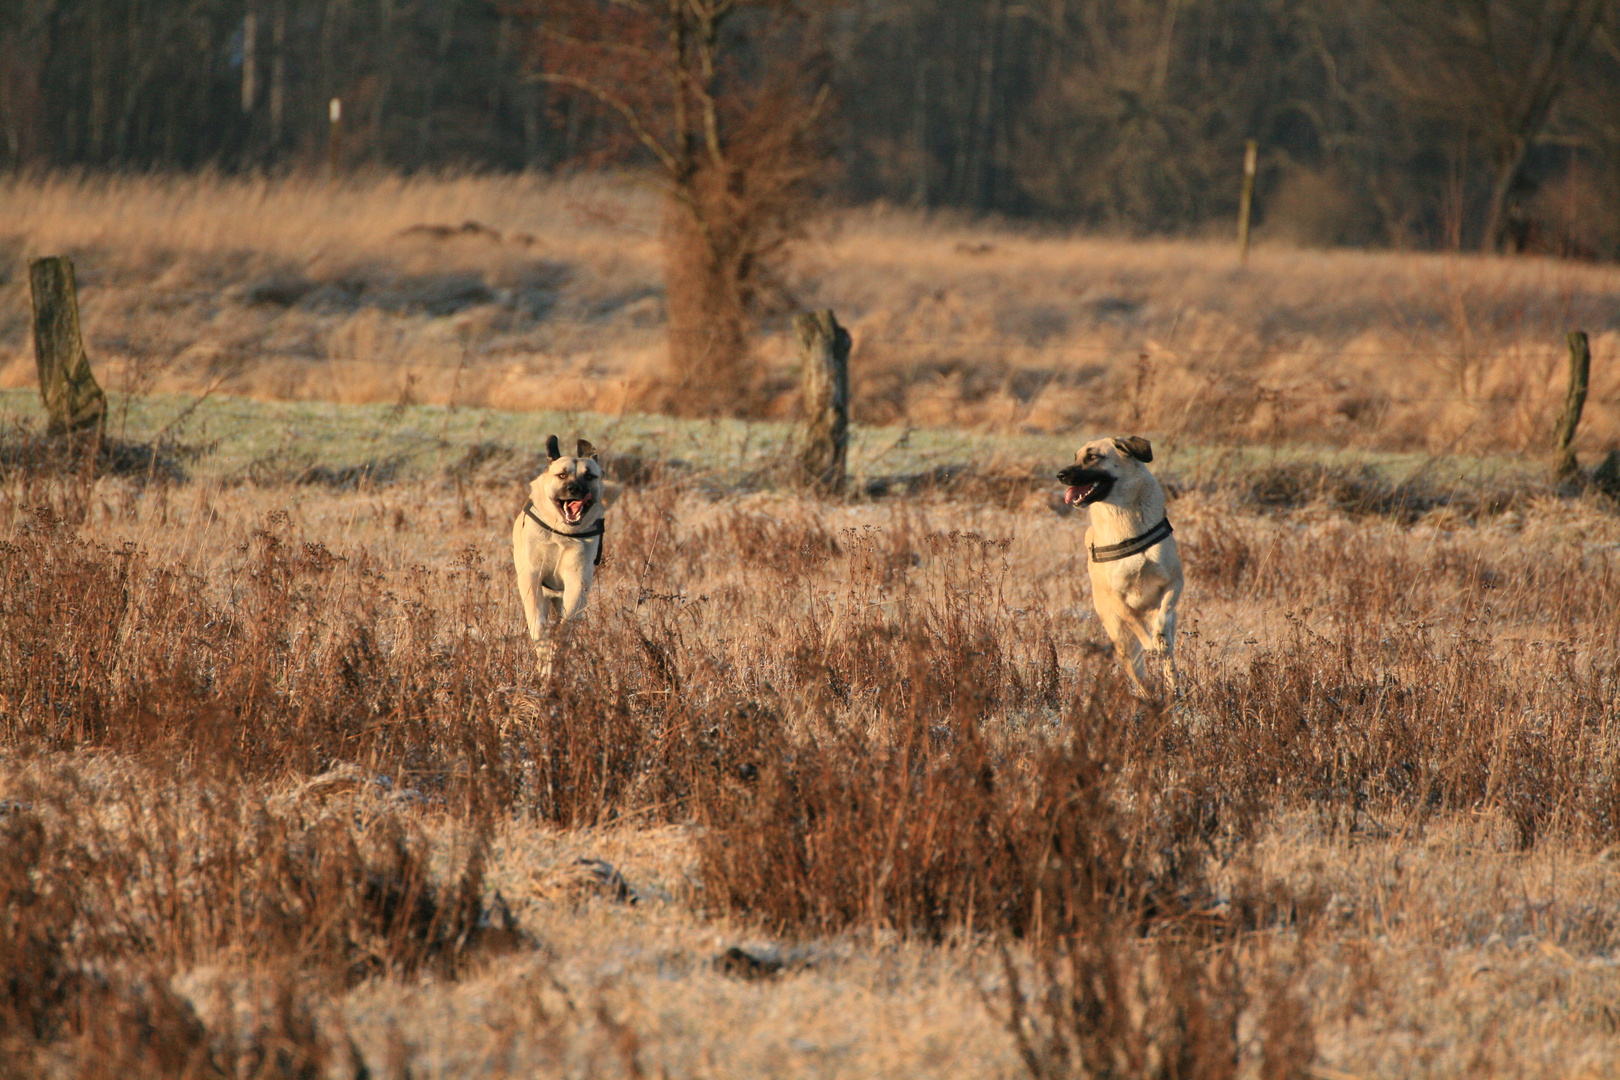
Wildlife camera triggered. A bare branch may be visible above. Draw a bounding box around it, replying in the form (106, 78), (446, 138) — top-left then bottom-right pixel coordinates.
(532, 73), (680, 176)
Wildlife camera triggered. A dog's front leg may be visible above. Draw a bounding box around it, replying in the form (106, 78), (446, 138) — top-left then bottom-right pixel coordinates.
(519, 573), (558, 677)
(1153, 605), (1178, 699)
(538, 554), (594, 677)
(1098, 607), (1152, 698)
(1119, 636), (1151, 698)
(1149, 579), (1181, 699)
(516, 568), (546, 642)
(555, 552), (595, 626)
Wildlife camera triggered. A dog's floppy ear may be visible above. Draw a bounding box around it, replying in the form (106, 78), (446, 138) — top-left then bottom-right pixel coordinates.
(576, 439), (598, 461)
(545, 435), (561, 460)
(1114, 435), (1153, 462)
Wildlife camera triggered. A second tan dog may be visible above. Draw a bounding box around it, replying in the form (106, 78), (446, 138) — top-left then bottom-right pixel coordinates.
(513, 435), (612, 675)
(1056, 435), (1183, 698)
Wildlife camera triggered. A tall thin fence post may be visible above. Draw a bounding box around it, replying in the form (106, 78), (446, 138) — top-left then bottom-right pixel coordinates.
(795, 310), (851, 494)
(327, 97), (342, 176)
(1554, 329), (1590, 479)
(29, 256), (106, 437)
(1237, 139), (1258, 263)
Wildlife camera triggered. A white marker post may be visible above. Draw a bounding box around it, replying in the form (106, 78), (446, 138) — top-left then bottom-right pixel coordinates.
(327, 97), (342, 176)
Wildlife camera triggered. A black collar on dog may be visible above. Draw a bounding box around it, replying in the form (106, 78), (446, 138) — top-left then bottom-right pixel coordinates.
(1089, 517), (1172, 563)
(523, 499), (605, 567)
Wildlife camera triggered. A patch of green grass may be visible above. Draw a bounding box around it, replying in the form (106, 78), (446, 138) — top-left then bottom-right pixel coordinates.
(0, 387), (1547, 491)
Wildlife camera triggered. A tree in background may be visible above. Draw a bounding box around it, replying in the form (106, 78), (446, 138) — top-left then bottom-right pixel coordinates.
(13, 0), (1620, 260)
(513, 0), (833, 416)
(1372, 0), (1612, 251)
(0, 0), (544, 172)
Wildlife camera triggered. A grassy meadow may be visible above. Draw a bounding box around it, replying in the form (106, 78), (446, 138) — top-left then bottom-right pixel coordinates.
(3, 171), (1620, 453)
(3, 173), (1620, 1078)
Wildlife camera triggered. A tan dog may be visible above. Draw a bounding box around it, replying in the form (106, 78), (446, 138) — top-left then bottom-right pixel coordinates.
(1056, 435), (1183, 698)
(513, 435), (611, 674)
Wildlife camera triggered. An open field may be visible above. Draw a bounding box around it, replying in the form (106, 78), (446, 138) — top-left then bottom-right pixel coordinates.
(4, 386), (1620, 1077)
(5, 171), (1620, 1074)
(4, 172), (1620, 455)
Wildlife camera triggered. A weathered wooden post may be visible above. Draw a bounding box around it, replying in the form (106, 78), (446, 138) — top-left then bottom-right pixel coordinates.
(29, 256), (106, 436)
(1554, 329), (1590, 479)
(1238, 139), (1258, 264)
(795, 310), (851, 494)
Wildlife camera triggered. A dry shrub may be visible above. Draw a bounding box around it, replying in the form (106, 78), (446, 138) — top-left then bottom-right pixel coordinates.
(0, 766), (513, 1075)
(1181, 525), (1620, 848)
(690, 522), (1228, 940)
(1236, 461), (1524, 523)
(999, 928), (1315, 1080)
(7, 445), (1620, 1073)
(0, 803), (81, 1046)
(63, 969), (350, 1080)
(0, 508), (514, 791)
(1183, 619), (1620, 850)
(0, 428), (194, 485)
(693, 675), (1232, 940)
(677, 521), (1318, 1073)
(0, 774), (512, 985)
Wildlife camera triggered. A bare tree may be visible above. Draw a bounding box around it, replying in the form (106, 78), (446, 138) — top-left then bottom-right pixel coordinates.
(513, 0), (832, 415)
(1374, 0), (1611, 251)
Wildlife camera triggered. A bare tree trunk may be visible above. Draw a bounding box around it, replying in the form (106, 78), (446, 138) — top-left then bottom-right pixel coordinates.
(1481, 138), (1533, 252)
(30, 257), (106, 437)
(912, 54), (929, 206)
(242, 10), (258, 113)
(663, 204), (751, 416)
(270, 0), (286, 151)
(88, 2), (108, 159)
(1151, 0), (1183, 95)
(967, 0), (1006, 210)
(371, 0), (395, 159)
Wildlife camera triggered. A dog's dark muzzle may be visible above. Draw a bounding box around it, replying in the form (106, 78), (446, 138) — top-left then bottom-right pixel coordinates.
(1056, 466), (1114, 507)
(553, 482), (598, 525)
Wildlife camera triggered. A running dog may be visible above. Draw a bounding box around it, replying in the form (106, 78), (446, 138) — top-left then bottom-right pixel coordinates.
(1056, 435), (1182, 698)
(513, 435), (611, 675)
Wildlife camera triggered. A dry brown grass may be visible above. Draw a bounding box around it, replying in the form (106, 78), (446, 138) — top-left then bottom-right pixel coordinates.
(3, 418), (1619, 1076)
(4, 171), (1620, 1074)
(4, 172), (1620, 456)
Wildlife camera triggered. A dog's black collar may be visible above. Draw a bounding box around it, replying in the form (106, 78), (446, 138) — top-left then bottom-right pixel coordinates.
(524, 499), (605, 567)
(1089, 518), (1172, 563)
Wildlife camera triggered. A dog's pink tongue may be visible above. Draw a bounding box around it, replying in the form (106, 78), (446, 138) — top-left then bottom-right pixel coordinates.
(1063, 485), (1082, 506)
(565, 500), (585, 520)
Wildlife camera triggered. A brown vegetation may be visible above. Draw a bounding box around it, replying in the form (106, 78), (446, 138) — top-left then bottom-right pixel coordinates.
(5, 173), (1620, 453)
(3, 413), (1619, 1074)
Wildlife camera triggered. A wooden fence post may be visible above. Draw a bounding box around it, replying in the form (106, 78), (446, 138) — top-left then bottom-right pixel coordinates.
(795, 310), (851, 494)
(1238, 139), (1258, 263)
(1554, 329), (1590, 479)
(29, 256), (106, 436)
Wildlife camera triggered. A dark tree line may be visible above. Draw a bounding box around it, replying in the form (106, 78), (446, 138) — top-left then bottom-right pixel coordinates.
(0, 0), (556, 171)
(5, 0), (1620, 253)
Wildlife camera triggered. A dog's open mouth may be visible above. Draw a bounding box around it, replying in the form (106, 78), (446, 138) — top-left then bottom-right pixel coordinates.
(554, 495), (595, 525)
(1063, 483), (1097, 506)
(1056, 468), (1113, 506)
